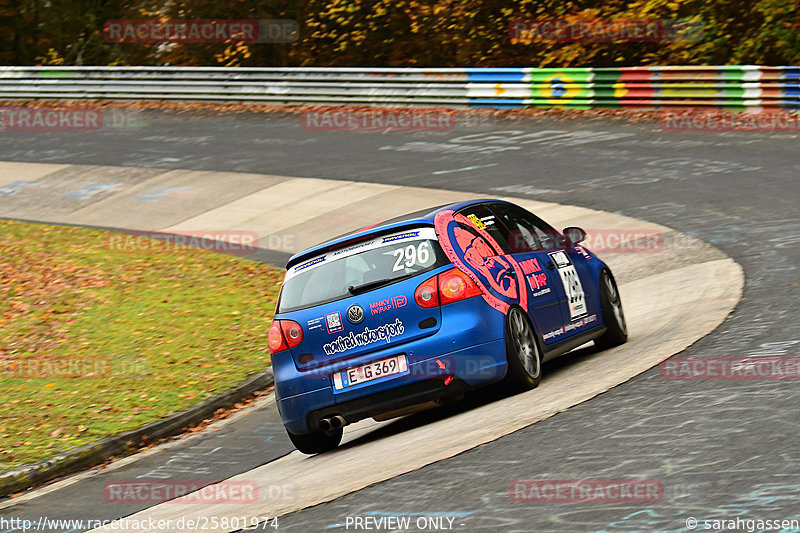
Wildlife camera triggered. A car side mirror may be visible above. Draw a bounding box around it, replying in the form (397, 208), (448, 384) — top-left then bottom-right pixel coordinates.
(562, 226), (587, 246)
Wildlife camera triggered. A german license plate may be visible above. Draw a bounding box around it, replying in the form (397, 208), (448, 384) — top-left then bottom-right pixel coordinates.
(332, 355), (408, 390)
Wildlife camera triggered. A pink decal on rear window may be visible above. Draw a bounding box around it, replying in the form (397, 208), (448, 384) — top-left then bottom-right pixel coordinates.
(434, 210), (528, 315)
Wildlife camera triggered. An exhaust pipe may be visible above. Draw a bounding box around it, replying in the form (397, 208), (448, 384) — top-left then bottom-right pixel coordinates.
(319, 415), (347, 431)
(329, 415), (346, 429)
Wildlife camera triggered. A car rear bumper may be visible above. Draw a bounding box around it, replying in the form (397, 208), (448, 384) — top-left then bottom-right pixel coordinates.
(276, 338), (507, 434)
(306, 376), (472, 432)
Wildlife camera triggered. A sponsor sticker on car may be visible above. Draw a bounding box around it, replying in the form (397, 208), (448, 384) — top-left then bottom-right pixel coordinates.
(285, 228), (438, 280)
(325, 311), (344, 334)
(370, 295), (408, 315)
(548, 251), (587, 320)
(322, 318), (405, 356)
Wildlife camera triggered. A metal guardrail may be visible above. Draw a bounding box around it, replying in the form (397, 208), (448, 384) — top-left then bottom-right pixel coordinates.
(1, 66), (799, 108)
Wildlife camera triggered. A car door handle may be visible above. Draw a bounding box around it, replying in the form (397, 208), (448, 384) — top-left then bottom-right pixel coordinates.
(502, 268), (516, 278)
(547, 262), (556, 270)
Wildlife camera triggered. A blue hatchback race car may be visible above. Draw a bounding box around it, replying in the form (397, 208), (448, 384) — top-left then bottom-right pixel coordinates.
(268, 199), (627, 454)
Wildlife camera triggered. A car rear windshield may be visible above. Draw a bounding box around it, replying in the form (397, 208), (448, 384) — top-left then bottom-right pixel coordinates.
(278, 227), (447, 313)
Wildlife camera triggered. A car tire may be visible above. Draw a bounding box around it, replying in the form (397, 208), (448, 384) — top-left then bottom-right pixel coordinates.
(503, 307), (543, 390)
(286, 427), (343, 455)
(594, 269), (628, 350)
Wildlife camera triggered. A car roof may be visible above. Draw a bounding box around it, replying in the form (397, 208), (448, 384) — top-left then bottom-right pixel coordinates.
(284, 198), (506, 269)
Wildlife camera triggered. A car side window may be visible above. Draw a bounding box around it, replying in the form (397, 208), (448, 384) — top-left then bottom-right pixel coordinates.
(492, 203), (560, 252)
(455, 204), (510, 254)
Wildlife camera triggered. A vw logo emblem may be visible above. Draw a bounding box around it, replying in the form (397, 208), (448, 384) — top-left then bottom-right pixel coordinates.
(347, 305), (364, 324)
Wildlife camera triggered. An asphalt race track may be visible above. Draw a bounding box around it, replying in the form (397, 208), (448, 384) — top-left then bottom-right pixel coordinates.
(1, 110), (798, 532)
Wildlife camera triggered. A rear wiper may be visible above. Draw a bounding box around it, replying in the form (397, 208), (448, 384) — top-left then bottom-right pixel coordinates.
(348, 273), (415, 295)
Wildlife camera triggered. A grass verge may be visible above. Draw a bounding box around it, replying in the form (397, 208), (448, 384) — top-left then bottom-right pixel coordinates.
(0, 220), (283, 469)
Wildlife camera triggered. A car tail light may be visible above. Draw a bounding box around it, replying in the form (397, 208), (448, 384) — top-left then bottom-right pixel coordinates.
(414, 274), (440, 308)
(281, 320), (304, 347)
(415, 268), (482, 308)
(439, 267), (482, 305)
(269, 320), (303, 354)
(268, 322), (286, 353)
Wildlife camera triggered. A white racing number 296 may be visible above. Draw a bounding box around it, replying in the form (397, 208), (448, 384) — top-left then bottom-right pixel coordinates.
(392, 241), (431, 272)
(548, 251), (587, 320)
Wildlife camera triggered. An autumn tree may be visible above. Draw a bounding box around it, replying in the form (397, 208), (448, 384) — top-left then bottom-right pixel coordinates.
(3, 0), (799, 67)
